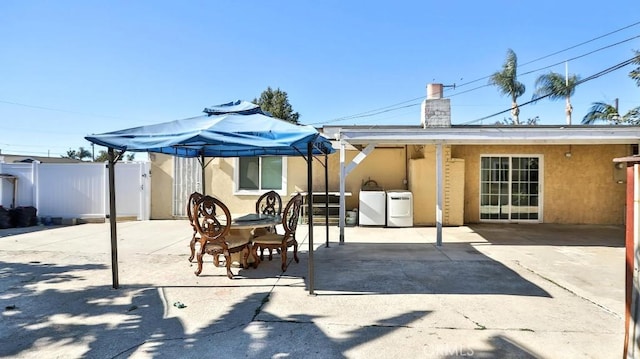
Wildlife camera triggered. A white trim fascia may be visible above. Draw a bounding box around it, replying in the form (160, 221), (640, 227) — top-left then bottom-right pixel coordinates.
(339, 126), (640, 146)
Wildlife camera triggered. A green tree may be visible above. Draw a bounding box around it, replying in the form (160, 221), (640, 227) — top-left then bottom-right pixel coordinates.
(63, 147), (92, 161)
(582, 100), (640, 125)
(495, 116), (540, 126)
(489, 49), (526, 124)
(95, 150), (108, 162)
(630, 50), (640, 87)
(532, 71), (580, 125)
(95, 150), (136, 162)
(253, 87), (300, 124)
(582, 50), (640, 125)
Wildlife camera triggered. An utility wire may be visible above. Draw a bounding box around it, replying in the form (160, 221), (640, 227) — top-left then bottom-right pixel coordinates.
(315, 35), (639, 126)
(315, 33), (640, 125)
(519, 20), (640, 67)
(315, 21), (640, 125)
(315, 96), (425, 124)
(460, 56), (639, 125)
(447, 29), (640, 90)
(0, 99), (128, 121)
(443, 34), (640, 100)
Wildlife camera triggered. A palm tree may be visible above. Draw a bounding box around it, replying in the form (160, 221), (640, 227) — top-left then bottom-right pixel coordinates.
(630, 50), (640, 87)
(582, 99), (640, 125)
(582, 100), (623, 124)
(582, 50), (640, 126)
(490, 49), (526, 124)
(532, 71), (580, 125)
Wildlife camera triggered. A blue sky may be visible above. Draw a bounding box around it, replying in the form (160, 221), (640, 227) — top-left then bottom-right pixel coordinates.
(1, 1), (639, 158)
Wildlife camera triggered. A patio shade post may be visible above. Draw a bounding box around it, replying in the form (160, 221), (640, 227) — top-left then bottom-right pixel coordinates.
(200, 153), (206, 195)
(308, 141), (315, 295)
(325, 152), (329, 248)
(107, 148), (119, 289)
(436, 143), (443, 247)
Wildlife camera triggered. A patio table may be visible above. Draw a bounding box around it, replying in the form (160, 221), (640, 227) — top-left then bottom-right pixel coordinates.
(225, 213), (281, 266)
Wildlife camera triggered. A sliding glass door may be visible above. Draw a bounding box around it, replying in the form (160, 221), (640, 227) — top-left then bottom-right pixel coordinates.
(480, 156), (541, 221)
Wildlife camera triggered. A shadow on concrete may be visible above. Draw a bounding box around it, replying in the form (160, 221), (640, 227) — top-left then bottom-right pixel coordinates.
(468, 223), (624, 247)
(442, 335), (541, 358)
(305, 242), (550, 297)
(0, 224), (69, 238)
(0, 259), (431, 358)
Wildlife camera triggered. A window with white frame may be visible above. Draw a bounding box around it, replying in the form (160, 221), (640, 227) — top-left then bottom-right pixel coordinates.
(235, 156), (287, 194)
(479, 155), (541, 221)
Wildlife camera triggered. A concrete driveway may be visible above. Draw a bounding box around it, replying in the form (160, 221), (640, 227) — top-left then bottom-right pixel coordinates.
(0, 221), (625, 358)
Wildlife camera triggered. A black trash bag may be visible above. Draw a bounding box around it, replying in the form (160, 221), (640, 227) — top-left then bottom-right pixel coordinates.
(9, 206), (38, 227)
(0, 206), (12, 229)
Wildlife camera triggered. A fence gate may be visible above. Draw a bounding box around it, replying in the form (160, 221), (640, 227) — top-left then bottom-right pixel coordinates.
(172, 157), (202, 218)
(0, 161), (150, 220)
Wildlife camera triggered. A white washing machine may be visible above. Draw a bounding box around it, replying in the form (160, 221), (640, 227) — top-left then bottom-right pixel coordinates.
(386, 190), (413, 227)
(359, 190), (386, 226)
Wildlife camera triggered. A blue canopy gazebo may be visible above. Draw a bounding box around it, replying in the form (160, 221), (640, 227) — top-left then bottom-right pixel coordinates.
(86, 100), (334, 294)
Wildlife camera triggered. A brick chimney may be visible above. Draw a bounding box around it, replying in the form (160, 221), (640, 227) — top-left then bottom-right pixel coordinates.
(421, 83), (451, 128)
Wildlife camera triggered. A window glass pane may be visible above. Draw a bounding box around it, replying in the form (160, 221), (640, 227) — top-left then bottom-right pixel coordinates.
(481, 169), (490, 181)
(511, 158), (520, 171)
(239, 157), (259, 190)
(481, 155), (541, 222)
(261, 157), (282, 190)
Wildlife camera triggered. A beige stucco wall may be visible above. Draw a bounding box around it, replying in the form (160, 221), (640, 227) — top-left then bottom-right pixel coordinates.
(408, 145), (465, 226)
(149, 154), (339, 219)
(149, 148), (408, 219)
(451, 144), (629, 224)
(319, 147), (408, 211)
(150, 143), (630, 225)
(150, 153), (174, 219)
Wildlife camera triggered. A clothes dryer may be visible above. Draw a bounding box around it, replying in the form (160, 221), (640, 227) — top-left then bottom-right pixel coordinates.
(386, 190), (413, 227)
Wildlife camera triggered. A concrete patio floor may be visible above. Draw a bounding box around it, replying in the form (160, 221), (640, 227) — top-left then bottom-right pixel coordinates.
(0, 221), (626, 358)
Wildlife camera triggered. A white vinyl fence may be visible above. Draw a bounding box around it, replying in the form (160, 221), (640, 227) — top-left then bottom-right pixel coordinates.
(0, 161), (150, 221)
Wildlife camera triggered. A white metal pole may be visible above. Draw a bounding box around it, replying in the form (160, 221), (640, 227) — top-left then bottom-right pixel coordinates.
(339, 139), (346, 244)
(436, 143), (443, 246)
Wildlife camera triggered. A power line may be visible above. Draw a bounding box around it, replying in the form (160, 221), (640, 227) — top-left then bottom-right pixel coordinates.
(518, 34), (640, 77)
(0, 99), (129, 121)
(316, 21), (640, 125)
(460, 56), (639, 125)
(444, 34), (640, 100)
(447, 30), (640, 90)
(308, 96), (425, 125)
(519, 20), (640, 67)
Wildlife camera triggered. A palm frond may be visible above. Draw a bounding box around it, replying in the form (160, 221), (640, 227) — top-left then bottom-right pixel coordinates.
(532, 72), (580, 102)
(581, 102), (619, 124)
(489, 48), (525, 100)
(623, 106), (640, 125)
(630, 50), (640, 87)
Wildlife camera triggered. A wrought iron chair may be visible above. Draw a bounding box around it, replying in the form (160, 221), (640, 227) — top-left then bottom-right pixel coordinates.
(251, 193), (303, 272)
(254, 190), (283, 260)
(193, 195), (252, 279)
(187, 192), (203, 263)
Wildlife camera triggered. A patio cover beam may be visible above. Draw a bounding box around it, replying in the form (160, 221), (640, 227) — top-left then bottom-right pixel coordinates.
(339, 142), (375, 244)
(337, 126), (640, 146)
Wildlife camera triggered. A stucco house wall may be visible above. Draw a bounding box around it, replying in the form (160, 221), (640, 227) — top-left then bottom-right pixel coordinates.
(451, 144), (629, 224)
(150, 142), (630, 225)
(150, 153), (174, 219)
(408, 145), (465, 226)
(308, 146), (409, 211)
(150, 153), (328, 219)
